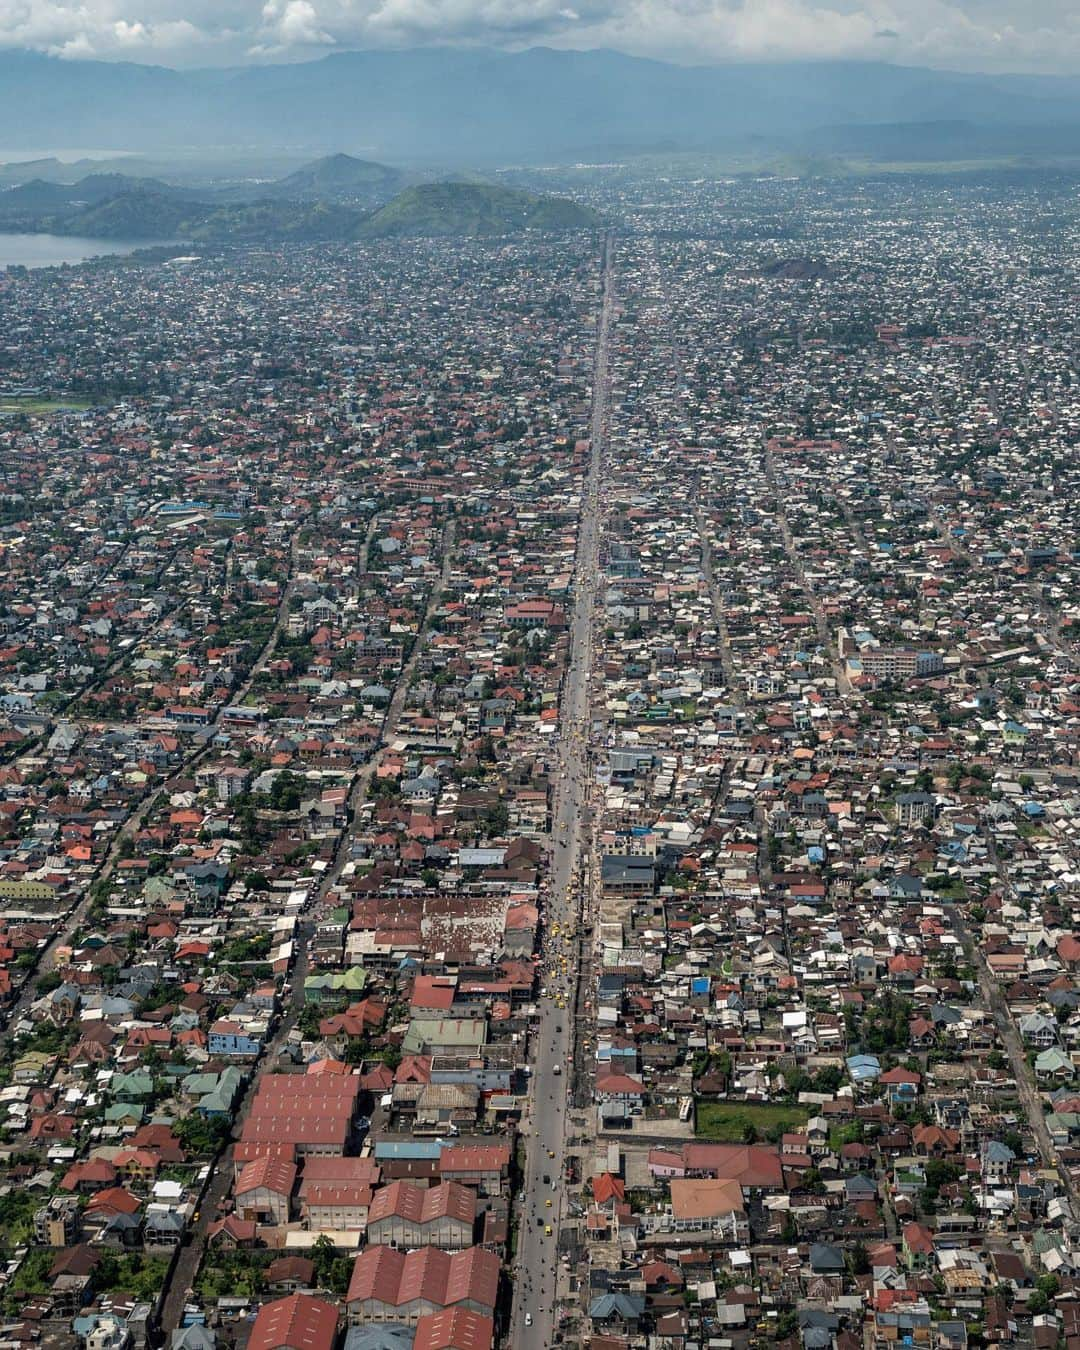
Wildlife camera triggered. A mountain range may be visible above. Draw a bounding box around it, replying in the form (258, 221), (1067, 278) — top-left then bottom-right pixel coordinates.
(4, 47), (1080, 162)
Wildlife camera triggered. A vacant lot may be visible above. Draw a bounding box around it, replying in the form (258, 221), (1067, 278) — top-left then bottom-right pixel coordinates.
(695, 1100), (808, 1141)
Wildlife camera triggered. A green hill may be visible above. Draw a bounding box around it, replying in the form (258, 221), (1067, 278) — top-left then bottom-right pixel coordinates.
(357, 182), (602, 238)
(185, 199), (362, 242)
(273, 153), (403, 202)
(30, 178), (601, 244)
(55, 191), (363, 242)
(55, 190), (194, 240)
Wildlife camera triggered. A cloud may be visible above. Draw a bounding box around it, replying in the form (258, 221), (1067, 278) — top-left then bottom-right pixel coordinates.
(0, 0), (1078, 73)
(257, 0), (333, 50)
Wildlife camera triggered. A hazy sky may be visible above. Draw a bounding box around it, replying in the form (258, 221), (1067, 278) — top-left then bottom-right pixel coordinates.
(2, 0), (1079, 74)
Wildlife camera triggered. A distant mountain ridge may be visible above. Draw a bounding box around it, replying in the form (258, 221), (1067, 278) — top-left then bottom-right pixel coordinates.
(3, 47), (1080, 161)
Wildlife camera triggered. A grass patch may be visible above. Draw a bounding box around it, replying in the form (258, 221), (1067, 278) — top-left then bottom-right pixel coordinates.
(0, 398), (93, 414)
(695, 1100), (808, 1141)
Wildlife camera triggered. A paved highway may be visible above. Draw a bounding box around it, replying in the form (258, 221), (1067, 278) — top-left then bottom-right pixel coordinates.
(511, 234), (613, 1348)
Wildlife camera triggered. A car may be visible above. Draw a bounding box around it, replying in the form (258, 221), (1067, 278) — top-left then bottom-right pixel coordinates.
(525, 1314), (532, 1327)
(545, 1197), (552, 1207)
(545, 1224), (552, 1235)
(548, 1149), (555, 1158)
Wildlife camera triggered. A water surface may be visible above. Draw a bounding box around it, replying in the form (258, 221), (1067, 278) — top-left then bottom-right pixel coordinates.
(0, 234), (156, 269)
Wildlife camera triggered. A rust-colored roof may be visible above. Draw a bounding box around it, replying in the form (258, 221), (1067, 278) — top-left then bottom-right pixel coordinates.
(247, 1294), (338, 1350)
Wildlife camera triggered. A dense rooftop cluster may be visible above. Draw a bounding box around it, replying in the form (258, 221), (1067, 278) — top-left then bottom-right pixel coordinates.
(0, 170), (1076, 1350)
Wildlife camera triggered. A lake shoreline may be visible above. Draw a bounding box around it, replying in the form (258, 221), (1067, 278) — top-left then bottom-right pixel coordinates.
(0, 233), (173, 270)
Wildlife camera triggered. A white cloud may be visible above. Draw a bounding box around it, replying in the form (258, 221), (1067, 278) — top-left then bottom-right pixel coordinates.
(0, 0), (1078, 72)
(259, 0), (333, 49)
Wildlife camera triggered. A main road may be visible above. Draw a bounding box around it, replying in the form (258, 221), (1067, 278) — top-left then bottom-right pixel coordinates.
(511, 234), (613, 1348)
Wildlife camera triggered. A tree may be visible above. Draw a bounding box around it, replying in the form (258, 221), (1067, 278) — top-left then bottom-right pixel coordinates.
(924, 1159), (962, 1194)
(481, 802), (510, 837)
(175, 1113), (231, 1157)
(774, 1310), (799, 1341)
(849, 1240), (870, 1276)
(802, 1168), (826, 1195)
(311, 1234), (337, 1290)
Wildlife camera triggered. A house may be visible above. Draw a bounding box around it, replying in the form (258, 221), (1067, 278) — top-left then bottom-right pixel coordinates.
(1035, 1047), (1075, 1082)
(588, 1294), (645, 1330)
(266, 1258), (317, 1293)
(808, 1243), (846, 1276)
(902, 1222), (935, 1269)
(663, 1178), (747, 1242)
(983, 1141), (1015, 1182)
(208, 1018), (264, 1058)
(879, 1067), (921, 1105)
(438, 1144), (510, 1197)
(1018, 1013), (1057, 1049)
(895, 792), (936, 826)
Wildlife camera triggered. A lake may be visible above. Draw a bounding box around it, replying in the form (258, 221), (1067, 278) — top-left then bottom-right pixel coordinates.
(0, 234), (156, 270)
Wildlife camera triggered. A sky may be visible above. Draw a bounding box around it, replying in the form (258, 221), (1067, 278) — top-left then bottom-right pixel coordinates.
(1, 0), (1079, 74)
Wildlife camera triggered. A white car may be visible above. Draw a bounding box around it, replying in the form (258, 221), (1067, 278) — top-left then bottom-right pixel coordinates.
(525, 1314), (533, 1327)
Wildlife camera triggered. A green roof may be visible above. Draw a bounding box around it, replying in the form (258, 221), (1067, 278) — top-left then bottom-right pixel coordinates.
(305, 967), (368, 993)
(104, 1102), (146, 1123)
(402, 1017), (486, 1055)
(112, 1071), (154, 1097)
(1036, 1048), (1074, 1073)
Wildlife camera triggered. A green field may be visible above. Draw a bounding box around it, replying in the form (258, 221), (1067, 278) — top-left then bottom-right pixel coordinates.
(0, 398), (93, 414)
(695, 1100), (808, 1141)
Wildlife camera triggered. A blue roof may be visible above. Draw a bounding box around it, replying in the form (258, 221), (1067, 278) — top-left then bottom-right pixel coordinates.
(847, 1054), (882, 1081)
(374, 1141), (442, 1160)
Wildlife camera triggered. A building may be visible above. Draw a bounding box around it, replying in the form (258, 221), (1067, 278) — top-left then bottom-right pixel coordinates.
(247, 1295), (339, 1350)
(241, 1072), (359, 1157)
(857, 648), (944, 680)
(366, 1181), (476, 1250)
(345, 1247), (499, 1326)
(412, 1309), (493, 1350)
(34, 1195), (80, 1246)
(235, 1155), (297, 1226)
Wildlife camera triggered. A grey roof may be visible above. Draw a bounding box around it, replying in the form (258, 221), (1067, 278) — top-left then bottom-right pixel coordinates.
(344, 1328), (414, 1350)
(173, 1328), (216, 1350)
(809, 1242), (846, 1271)
(589, 1293), (645, 1320)
(600, 855), (655, 884)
